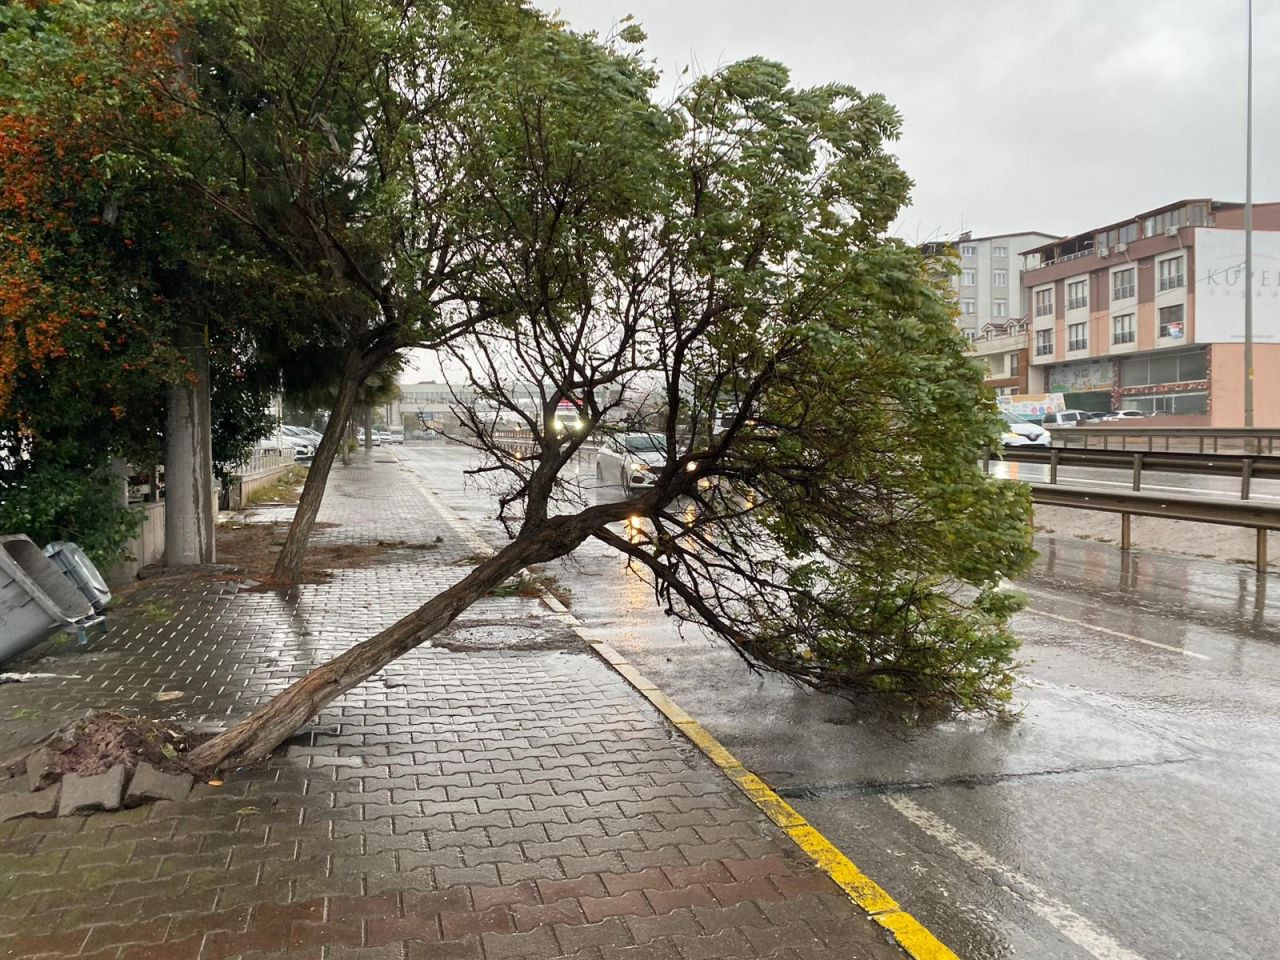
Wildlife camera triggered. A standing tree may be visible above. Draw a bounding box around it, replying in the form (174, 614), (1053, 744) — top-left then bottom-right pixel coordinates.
(138, 0), (553, 582)
(189, 28), (1033, 770)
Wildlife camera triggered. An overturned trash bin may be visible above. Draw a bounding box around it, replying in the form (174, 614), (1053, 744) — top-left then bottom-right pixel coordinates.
(0, 535), (104, 665)
(43, 541), (111, 612)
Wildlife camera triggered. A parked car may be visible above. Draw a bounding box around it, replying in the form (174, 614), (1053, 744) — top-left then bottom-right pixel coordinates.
(1000, 411), (1052, 448)
(385, 428), (404, 444)
(355, 429), (382, 446)
(597, 433), (668, 492)
(1105, 410), (1147, 421)
(268, 434), (314, 461)
(1040, 410), (1092, 428)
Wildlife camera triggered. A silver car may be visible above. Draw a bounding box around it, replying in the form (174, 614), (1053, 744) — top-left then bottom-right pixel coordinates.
(596, 433), (668, 493)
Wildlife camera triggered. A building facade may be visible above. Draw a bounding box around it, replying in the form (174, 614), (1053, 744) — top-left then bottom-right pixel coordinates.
(970, 318), (1030, 395)
(939, 230), (1059, 340)
(1023, 199), (1280, 425)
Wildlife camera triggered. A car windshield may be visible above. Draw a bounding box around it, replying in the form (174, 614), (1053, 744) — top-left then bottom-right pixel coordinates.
(1000, 411), (1031, 425)
(624, 435), (666, 453)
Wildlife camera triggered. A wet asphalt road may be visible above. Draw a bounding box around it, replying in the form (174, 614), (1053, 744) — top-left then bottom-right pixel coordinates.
(397, 442), (1280, 960)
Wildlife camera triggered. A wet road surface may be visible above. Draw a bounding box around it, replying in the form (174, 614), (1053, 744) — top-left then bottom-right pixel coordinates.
(398, 442), (1280, 960)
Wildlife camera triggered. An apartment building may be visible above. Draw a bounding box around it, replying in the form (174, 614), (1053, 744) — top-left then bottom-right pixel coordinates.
(970, 317), (1030, 395)
(1023, 199), (1280, 424)
(931, 230), (1059, 339)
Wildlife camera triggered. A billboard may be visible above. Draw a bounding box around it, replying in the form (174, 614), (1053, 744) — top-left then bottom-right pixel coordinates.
(1046, 359), (1114, 393)
(1194, 228), (1280, 343)
(996, 393), (1065, 418)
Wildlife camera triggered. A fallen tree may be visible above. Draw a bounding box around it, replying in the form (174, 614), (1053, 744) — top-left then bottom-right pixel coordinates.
(188, 34), (1033, 771)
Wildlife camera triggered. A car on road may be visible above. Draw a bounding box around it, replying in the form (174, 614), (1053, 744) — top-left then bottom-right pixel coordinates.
(385, 428), (404, 444)
(597, 433), (668, 492)
(1105, 409), (1147, 421)
(1040, 410), (1092, 428)
(356, 429), (382, 446)
(1001, 410), (1052, 447)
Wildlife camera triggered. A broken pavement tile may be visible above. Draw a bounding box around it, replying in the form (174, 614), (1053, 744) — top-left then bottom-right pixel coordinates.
(0, 784), (59, 822)
(58, 765), (126, 816)
(125, 762), (193, 806)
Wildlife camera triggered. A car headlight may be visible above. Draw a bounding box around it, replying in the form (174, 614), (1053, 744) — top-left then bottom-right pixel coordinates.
(629, 461), (654, 473)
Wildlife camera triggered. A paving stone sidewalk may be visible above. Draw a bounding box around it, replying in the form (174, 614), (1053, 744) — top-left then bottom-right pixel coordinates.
(0, 451), (902, 960)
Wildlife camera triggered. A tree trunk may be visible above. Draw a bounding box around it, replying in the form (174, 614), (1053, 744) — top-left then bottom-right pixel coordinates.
(363, 405), (373, 452)
(188, 535), (546, 772)
(164, 321), (215, 565)
(271, 371), (361, 582)
(340, 416), (353, 467)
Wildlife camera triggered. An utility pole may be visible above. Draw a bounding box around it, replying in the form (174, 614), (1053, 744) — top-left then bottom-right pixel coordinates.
(1244, 0), (1254, 427)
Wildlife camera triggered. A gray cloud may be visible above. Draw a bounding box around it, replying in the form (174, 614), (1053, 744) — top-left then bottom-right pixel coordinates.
(533, 0), (1279, 242)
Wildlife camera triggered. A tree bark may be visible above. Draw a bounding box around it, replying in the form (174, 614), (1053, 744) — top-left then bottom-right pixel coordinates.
(363, 405), (373, 452)
(189, 535), (547, 771)
(271, 371), (361, 582)
(164, 321), (215, 565)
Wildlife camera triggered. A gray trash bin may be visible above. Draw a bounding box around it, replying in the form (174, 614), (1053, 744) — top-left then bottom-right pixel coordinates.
(0, 535), (103, 664)
(43, 541), (111, 612)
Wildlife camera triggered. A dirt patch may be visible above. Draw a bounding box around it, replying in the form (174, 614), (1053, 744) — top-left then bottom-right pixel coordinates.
(216, 521), (442, 585)
(431, 618), (585, 652)
(6, 712), (200, 781)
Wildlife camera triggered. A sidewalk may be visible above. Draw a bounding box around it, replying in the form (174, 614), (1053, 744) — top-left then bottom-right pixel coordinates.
(0, 452), (902, 960)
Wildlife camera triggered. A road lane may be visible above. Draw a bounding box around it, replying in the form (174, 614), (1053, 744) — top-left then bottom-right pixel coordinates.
(398, 442), (1280, 960)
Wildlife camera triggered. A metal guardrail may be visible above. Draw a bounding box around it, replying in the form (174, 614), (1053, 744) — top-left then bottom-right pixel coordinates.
(995, 447), (1280, 500)
(1056, 426), (1280, 454)
(1026, 482), (1278, 572)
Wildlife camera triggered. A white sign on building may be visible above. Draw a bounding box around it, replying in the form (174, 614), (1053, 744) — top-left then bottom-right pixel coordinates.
(1194, 228), (1280, 343)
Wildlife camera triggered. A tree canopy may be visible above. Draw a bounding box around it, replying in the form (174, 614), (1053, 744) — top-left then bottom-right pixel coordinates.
(190, 18), (1033, 770)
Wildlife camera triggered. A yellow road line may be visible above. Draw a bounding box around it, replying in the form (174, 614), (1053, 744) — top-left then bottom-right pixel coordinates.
(584, 636), (962, 960)
(395, 460), (957, 959)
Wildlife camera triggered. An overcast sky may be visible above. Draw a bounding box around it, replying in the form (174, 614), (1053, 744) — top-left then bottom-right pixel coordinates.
(534, 0), (1277, 242)
(405, 0), (1276, 381)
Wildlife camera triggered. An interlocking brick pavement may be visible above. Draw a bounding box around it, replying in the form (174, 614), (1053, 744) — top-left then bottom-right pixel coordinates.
(0, 450), (903, 959)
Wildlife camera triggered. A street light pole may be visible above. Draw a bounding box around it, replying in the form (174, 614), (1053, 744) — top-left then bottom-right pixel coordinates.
(1244, 0), (1254, 427)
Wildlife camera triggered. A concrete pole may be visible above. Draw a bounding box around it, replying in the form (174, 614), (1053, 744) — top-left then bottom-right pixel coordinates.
(164, 322), (216, 565)
(1244, 0), (1254, 427)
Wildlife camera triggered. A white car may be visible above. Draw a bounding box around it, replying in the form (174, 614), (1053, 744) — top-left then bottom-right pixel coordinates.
(597, 433), (667, 492)
(1105, 410), (1147, 421)
(1000, 411), (1052, 448)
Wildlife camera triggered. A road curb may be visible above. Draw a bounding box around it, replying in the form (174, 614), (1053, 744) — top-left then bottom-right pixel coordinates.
(397, 447), (959, 960)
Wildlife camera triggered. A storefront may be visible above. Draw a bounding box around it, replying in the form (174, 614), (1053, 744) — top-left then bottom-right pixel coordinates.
(1043, 358), (1115, 412)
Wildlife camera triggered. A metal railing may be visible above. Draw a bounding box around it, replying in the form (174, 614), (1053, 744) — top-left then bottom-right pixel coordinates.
(1055, 426), (1280, 455)
(1026, 482), (1278, 571)
(994, 447), (1280, 500)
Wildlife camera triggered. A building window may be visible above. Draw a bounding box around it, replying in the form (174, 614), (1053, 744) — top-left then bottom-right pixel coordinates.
(1119, 346), (1207, 386)
(1067, 279), (1088, 310)
(961, 299), (975, 315)
(1035, 329), (1053, 356)
(1158, 256), (1185, 291)
(993, 300), (1008, 317)
(1112, 313), (1135, 345)
(1034, 288), (1053, 317)
(1067, 322), (1088, 352)
(993, 245), (1008, 258)
(1095, 223), (1139, 250)
(964, 330), (976, 342)
(1112, 268), (1135, 301)
(1123, 392), (1209, 416)
(961, 244), (977, 257)
(992, 269), (1008, 287)
(962, 269), (976, 286)
(1010, 352), (1020, 376)
(1159, 304), (1185, 339)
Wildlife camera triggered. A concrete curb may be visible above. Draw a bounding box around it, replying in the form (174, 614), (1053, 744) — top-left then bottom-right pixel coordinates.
(396, 447), (960, 960)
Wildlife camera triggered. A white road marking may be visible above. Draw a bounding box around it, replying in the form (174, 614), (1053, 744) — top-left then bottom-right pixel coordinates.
(1022, 607), (1210, 661)
(884, 794), (1150, 960)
